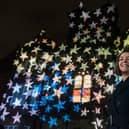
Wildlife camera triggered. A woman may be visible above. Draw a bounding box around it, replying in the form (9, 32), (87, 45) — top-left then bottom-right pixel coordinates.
(107, 49), (129, 129)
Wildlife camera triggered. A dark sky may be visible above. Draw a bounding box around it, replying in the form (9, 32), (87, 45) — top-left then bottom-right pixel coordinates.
(0, 0), (129, 60)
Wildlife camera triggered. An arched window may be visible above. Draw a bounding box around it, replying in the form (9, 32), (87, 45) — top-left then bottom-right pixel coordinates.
(73, 73), (92, 103)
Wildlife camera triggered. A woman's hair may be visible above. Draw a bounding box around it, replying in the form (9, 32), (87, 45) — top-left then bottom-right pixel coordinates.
(114, 48), (129, 75)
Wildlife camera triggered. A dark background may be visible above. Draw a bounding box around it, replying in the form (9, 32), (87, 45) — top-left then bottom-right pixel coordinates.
(0, 0), (129, 60)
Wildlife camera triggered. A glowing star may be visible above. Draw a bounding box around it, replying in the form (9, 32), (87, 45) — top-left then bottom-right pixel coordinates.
(83, 47), (91, 54)
(69, 12), (75, 18)
(83, 28), (90, 35)
(107, 5), (115, 13)
(91, 56), (97, 63)
(41, 52), (53, 62)
(73, 36), (79, 43)
(20, 52), (28, 61)
(103, 48), (112, 59)
(80, 37), (87, 43)
(24, 41), (34, 47)
(89, 21), (97, 29)
(63, 55), (72, 64)
(105, 84), (114, 94)
(80, 63), (88, 71)
(12, 112), (22, 124)
(59, 43), (67, 51)
(36, 73), (45, 81)
(0, 103), (6, 111)
(24, 79), (33, 90)
(93, 91), (105, 104)
(91, 118), (103, 129)
(16, 64), (24, 73)
(105, 68), (113, 78)
(7, 80), (13, 89)
(53, 100), (65, 112)
(31, 46), (41, 54)
(123, 35), (129, 47)
(12, 98), (22, 107)
(52, 63), (60, 71)
(76, 56), (83, 63)
(80, 11), (90, 22)
(78, 24), (84, 29)
(22, 102), (29, 110)
(13, 59), (19, 66)
(66, 78), (73, 85)
(79, 1), (83, 8)
(70, 45), (80, 55)
(94, 8), (102, 17)
(62, 114), (70, 122)
(48, 117), (58, 128)
(53, 87), (64, 99)
(52, 75), (61, 83)
(95, 107), (101, 114)
(81, 108), (89, 116)
(100, 16), (108, 24)
(94, 62), (103, 71)
(0, 108), (10, 121)
(12, 83), (21, 93)
(29, 109), (38, 116)
(96, 117), (103, 128)
(69, 22), (75, 28)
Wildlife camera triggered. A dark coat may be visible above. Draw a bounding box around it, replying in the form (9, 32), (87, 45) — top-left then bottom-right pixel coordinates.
(108, 77), (129, 129)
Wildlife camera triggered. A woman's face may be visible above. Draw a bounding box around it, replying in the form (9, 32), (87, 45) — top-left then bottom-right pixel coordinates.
(118, 52), (129, 74)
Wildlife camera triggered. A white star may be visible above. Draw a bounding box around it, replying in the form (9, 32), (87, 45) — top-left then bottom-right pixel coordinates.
(69, 12), (75, 18)
(100, 16), (108, 24)
(12, 112), (22, 124)
(0, 108), (10, 121)
(81, 108), (89, 116)
(12, 83), (21, 93)
(20, 52), (28, 61)
(25, 79), (33, 90)
(63, 55), (72, 64)
(70, 45), (80, 55)
(29, 109), (38, 116)
(107, 5), (115, 13)
(80, 11), (90, 22)
(53, 87), (64, 99)
(94, 8), (102, 17)
(52, 76), (61, 83)
(53, 63), (60, 71)
(66, 78), (73, 85)
(12, 98), (22, 108)
(80, 63), (88, 71)
(59, 43), (67, 51)
(0, 103), (6, 111)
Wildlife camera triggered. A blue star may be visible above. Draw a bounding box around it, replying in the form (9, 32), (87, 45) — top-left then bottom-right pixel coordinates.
(51, 81), (58, 89)
(53, 100), (65, 112)
(40, 114), (46, 122)
(47, 94), (54, 101)
(40, 96), (47, 106)
(61, 85), (69, 94)
(73, 104), (80, 112)
(45, 105), (52, 113)
(62, 114), (71, 122)
(48, 117), (58, 128)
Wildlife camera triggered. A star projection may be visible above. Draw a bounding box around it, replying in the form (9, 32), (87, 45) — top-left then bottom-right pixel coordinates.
(0, 1), (127, 129)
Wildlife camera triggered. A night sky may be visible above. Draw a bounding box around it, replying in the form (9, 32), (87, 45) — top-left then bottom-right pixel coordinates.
(0, 0), (129, 59)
